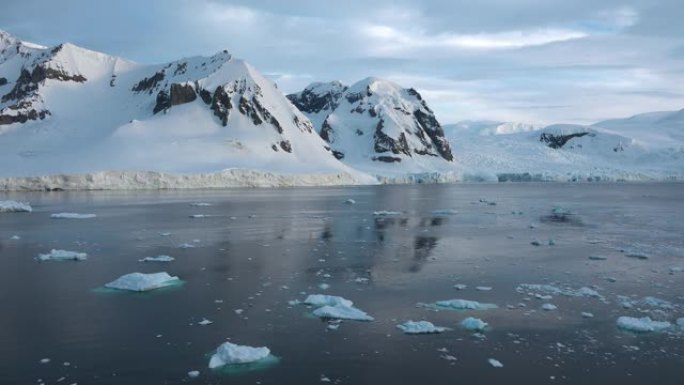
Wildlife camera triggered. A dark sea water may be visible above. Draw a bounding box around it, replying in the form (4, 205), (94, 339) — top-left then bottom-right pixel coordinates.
(1, 183), (683, 385)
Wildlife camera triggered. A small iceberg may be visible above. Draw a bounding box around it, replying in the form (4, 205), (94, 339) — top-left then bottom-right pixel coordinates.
(343, 199), (356, 205)
(139, 255), (175, 262)
(190, 214), (215, 218)
(617, 316), (671, 333)
(38, 249), (87, 261)
(461, 317), (488, 331)
(517, 284), (603, 300)
(677, 318), (684, 328)
(312, 305), (374, 321)
(0, 200), (32, 213)
(541, 303), (558, 311)
(488, 358), (503, 368)
(373, 210), (402, 216)
(431, 209), (458, 215)
(105, 272), (180, 292)
(50, 213), (96, 219)
(427, 299), (498, 311)
(304, 294), (353, 308)
(178, 243), (196, 249)
(209, 342), (271, 369)
(190, 202), (212, 207)
(397, 320), (450, 334)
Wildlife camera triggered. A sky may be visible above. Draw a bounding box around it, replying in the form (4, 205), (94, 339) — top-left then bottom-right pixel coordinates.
(1, 0), (683, 125)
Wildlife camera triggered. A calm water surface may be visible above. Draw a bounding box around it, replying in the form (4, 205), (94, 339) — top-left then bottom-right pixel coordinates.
(1, 183), (683, 384)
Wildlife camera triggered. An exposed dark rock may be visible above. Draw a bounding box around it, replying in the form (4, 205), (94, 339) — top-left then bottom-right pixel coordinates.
(0, 105), (50, 126)
(287, 83), (348, 114)
(210, 86), (232, 126)
(279, 140), (292, 153)
(169, 83), (196, 106)
(320, 117), (334, 142)
(332, 150), (345, 160)
(0, 77), (6, 86)
(345, 91), (363, 104)
(35, 65), (87, 83)
(539, 132), (590, 149)
(355, 129), (363, 136)
(368, 107), (377, 117)
(413, 109), (453, 161)
(153, 90), (171, 114)
(271, 144), (278, 152)
(199, 89), (212, 105)
(132, 70), (165, 93)
(238, 96), (263, 125)
(293, 115), (313, 133)
(374, 119), (411, 156)
(173, 62), (188, 76)
(407, 88), (422, 101)
(372, 155), (402, 163)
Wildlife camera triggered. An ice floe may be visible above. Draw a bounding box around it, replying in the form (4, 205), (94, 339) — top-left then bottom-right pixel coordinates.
(0, 200), (32, 213)
(460, 317), (488, 331)
(209, 342), (271, 369)
(190, 202), (212, 207)
(581, 312), (594, 318)
(677, 318), (684, 328)
(139, 255), (175, 262)
(488, 358), (503, 368)
(453, 284), (467, 290)
(105, 272), (180, 292)
(541, 303), (558, 311)
(187, 370), (200, 378)
(38, 249), (87, 261)
(397, 320), (450, 334)
(616, 316), (671, 333)
(618, 296), (674, 310)
(431, 209), (459, 215)
(344, 199), (356, 205)
(373, 210), (402, 216)
(304, 294), (353, 308)
(312, 305), (374, 321)
(424, 299), (498, 310)
(198, 318), (213, 326)
(516, 284), (603, 300)
(50, 213), (96, 219)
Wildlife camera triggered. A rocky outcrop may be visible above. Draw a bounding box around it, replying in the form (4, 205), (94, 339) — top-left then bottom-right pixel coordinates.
(0, 77), (7, 86)
(132, 70), (165, 93)
(540, 132), (591, 149)
(210, 86), (232, 126)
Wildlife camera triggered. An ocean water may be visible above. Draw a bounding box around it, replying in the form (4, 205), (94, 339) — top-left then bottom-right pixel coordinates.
(0, 183), (683, 384)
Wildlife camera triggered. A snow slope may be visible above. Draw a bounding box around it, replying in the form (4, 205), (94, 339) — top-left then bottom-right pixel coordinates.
(0, 30), (372, 186)
(288, 78), (454, 177)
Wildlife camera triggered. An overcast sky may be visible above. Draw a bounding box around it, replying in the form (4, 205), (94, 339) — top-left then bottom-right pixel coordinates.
(2, 0), (683, 124)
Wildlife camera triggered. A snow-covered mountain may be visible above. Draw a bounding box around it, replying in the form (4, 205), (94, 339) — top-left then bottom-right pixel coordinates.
(592, 109), (684, 150)
(287, 78), (454, 176)
(444, 120), (542, 136)
(0, 30), (370, 186)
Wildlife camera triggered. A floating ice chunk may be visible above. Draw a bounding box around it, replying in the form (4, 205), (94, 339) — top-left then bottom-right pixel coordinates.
(454, 284), (467, 290)
(178, 243), (196, 249)
(0, 200), (32, 213)
(430, 299), (498, 310)
(488, 358), (503, 368)
(677, 318), (684, 328)
(10, 235), (21, 240)
(312, 305), (374, 321)
(198, 318), (213, 326)
(39, 358), (50, 364)
(618, 296), (674, 310)
(476, 286), (492, 291)
(318, 283), (330, 290)
(373, 211), (402, 216)
(397, 320), (450, 334)
(616, 316), (671, 333)
(38, 249), (87, 261)
(431, 209), (458, 215)
(588, 255), (608, 260)
(50, 213), (96, 219)
(581, 312), (594, 318)
(190, 202), (212, 207)
(461, 317), (488, 331)
(343, 199), (356, 205)
(517, 284), (603, 300)
(541, 303), (557, 311)
(187, 370), (200, 378)
(105, 272), (180, 292)
(139, 255), (175, 262)
(669, 267), (683, 274)
(190, 214), (214, 218)
(208, 342), (271, 369)
(304, 294), (353, 308)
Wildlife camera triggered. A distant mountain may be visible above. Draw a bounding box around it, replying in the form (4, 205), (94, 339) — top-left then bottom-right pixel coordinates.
(0, 29), (364, 182)
(592, 109), (684, 149)
(444, 120), (542, 136)
(287, 78), (453, 174)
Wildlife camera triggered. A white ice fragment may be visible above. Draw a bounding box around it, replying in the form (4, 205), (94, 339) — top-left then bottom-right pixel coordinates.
(669, 267), (683, 274)
(616, 316), (671, 332)
(488, 358), (503, 368)
(618, 296), (674, 310)
(397, 320), (450, 334)
(50, 213), (96, 219)
(343, 199), (356, 205)
(39, 358), (50, 364)
(198, 318), (213, 326)
(431, 299), (498, 310)
(0, 200), (32, 213)
(318, 283), (330, 290)
(10, 235), (20, 240)
(313, 305), (373, 321)
(460, 317), (488, 331)
(373, 210), (402, 216)
(304, 294), (353, 308)
(139, 255), (175, 262)
(190, 202), (212, 207)
(38, 249), (87, 261)
(453, 284), (467, 290)
(105, 272), (179, 292)
(234, 309), (244, 315)
(189, 214), (214, 218)
(208, 342), (270, 369)
(287, 300), (301, 306)
(187, 370), (200, 378)
(541, 303), (557, 311)
(476, 286), (492, 291)
(431, 209), (458, 215)
(581, 312), (594, 318)
(517, 284), (603, 300)
(178, 243), (196, 249)
(677, 318), (684, 328)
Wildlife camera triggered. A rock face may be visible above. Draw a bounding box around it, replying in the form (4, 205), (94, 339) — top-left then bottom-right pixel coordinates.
(288, 78), (453, 167)
(540, 131), (591, 149)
